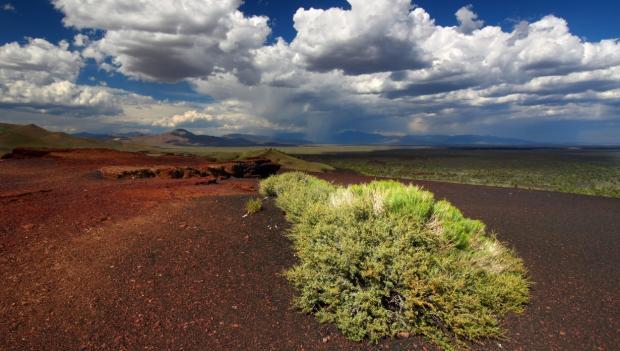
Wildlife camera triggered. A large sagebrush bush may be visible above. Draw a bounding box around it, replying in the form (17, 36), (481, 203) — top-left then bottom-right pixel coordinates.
(260, 173), (529, 350)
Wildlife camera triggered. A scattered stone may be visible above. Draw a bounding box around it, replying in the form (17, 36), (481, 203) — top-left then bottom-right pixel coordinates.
(99, 166), (156, 180)
(194, 177), (217, 186)
(21, 224), (35, 231)
(396, 331), (411, 339)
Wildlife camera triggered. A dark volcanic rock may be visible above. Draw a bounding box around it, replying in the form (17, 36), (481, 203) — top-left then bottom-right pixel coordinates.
(5, 148), (281, 179)
(223, 158), (281, 178)
(99, 167), (157, 179)
(99, 158), (280, 181)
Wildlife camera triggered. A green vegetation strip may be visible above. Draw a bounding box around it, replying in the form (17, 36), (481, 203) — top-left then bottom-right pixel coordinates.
(260, 173), (529, 350)
(308, 149), (620, 198)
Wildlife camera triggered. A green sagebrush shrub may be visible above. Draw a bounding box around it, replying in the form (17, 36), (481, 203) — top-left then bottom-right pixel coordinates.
(260, 172), (530, 350)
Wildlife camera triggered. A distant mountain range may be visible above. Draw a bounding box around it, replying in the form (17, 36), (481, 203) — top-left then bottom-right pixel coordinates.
(73, 131), (145, 141)
(74, 129), (312, 147)
(1, 123), (542, 153)
(324, 131), (536, 146)
(223, 133), (312, 146)
(72, 128), (536, 147)
(128, 129), (256, 147)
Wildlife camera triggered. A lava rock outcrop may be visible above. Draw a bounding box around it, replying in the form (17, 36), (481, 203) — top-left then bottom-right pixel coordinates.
(99, 159), (280, 180)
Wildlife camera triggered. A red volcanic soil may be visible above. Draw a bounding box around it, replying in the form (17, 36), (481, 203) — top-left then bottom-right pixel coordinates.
(1, 152), (618, 351)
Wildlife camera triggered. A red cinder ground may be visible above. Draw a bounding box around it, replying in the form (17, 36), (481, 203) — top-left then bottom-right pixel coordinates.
(0, 151), (618, 350)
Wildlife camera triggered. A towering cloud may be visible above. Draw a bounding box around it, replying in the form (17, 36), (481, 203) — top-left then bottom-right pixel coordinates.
(52, 0), (271, 84)
(290, 0), (433, 75)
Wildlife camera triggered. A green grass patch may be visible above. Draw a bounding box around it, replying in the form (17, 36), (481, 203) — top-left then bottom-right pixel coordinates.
(261, 172), (530, 350)
(245, 197), (263, 215)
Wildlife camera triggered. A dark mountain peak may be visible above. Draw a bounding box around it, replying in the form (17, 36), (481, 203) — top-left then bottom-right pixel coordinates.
(21, 123), (47, 132)
(170, 128), (193, 136)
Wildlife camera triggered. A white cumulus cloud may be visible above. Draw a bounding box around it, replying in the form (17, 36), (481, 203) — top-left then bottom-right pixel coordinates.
(290, 0), (433, 75)
(52, 0), (271, 84)
(0, 38), (154, 117)
(152, 100), (289, 134)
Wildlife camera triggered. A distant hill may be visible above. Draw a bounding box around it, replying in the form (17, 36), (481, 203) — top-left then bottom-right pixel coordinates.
(223, 133), (312, 146)
(325, 131), (536, 146)
(397, 134), (535, 146)
(128, 129), (259, 147)
(0, 123), (121, 156)
(73, 131), (145, 141)
(270, 132), (314, 145)
(221, 133), (284, 145)
(325, 131), (395, 145)
(124, 129), (311, 147)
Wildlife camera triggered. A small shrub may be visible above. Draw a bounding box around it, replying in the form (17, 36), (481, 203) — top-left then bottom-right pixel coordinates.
(245, 197), (263, 215)
(261, 173), (530, 350)
(260, 172), (336, 221)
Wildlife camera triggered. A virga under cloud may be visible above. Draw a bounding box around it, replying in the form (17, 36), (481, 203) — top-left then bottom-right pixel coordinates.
(0, 0), (619, 142)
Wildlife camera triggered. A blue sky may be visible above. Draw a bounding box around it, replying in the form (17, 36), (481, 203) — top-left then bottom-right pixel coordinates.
(4, 1), (618, 45)
(0, 0), (619, 143)
(4, 1), (618, 50)
(241, 0), (620, 42)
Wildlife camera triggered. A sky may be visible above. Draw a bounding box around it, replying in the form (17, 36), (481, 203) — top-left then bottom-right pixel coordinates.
(0, 0), (619, 143)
